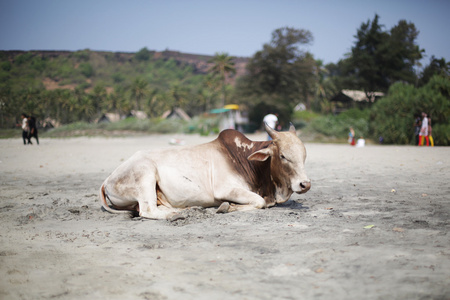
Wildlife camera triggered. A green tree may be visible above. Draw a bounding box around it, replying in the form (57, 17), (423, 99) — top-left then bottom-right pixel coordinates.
(236, 27), (315, 124)
(90, 84), (107, 117)
(312, 60), (337, 113)
(135, 47), (151, 61)
(79, 62), (94, 78)
(146, 93), (166, 118)
(386, 20), (423, 83)
(419, 56), (449, 86)
(202, 74), (221, 111)
(350, 14), (390, 91)
(346, 15), (423, 93)
(77, 94), (95, 122)
(209, 52), (236, 107)
(130, 78), (149, 110)
(370, 75), (449, 145)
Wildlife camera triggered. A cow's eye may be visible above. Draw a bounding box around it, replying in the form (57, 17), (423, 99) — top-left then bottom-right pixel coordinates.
(280, 154), (286, 160)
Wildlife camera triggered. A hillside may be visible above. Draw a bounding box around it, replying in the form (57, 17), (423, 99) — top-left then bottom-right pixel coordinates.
(0, 49), (248, 93)
(0, 49), (249, 128)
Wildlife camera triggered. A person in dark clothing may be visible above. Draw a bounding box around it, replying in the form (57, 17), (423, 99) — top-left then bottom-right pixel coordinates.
(19, 113), (31, 145)
(27, 116), (39, 145)
(413, 114), (421, 145)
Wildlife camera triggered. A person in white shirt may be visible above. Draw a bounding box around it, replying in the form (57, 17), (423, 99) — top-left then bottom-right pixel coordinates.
(20, 113), (30, 145)
(419, 112), (429, 146)
(263, 113), (278, 140)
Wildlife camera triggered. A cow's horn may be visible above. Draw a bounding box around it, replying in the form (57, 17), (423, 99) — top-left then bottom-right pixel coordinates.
(264, 122), (279, 139)
(289, 122), (296, 133)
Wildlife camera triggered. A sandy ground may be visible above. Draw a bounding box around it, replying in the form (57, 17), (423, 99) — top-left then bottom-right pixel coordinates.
(0, 133), (449, 300)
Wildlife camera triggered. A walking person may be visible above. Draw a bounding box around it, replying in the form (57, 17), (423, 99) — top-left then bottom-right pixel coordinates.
(428, 116), (434, 147)
(19, 113), (30, 145)
(348, 127), (356, 146)
(418, 112), (429, 146)
(413, 114), (421, 145)
(27, 115), (39, 145)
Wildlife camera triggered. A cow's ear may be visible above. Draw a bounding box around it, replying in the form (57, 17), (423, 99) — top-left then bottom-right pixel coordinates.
(248, 148), (272, 161)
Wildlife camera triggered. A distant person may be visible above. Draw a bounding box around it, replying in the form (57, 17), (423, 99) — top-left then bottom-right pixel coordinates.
(19, 113), (30, 145)
(418, 112), (429, 146)
(348, 127), (356, 146)
(428, 116), (434, 147)
(263, 113), (278, 140)
(413, 114), (421, 145)
(27, 116), (39, 145)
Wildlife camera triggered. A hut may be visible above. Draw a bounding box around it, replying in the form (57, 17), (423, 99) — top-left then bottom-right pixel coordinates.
(161, 108), (191, 121)
(330, 90), (384, 114)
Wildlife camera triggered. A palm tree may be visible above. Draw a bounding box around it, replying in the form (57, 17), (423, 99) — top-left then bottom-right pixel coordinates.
(312, 60), (337, 113)
(130, 78), (149, 111)
(209, 52), (236, 107)
(91, 84), (107, 116)
(202, 74), (221, 111)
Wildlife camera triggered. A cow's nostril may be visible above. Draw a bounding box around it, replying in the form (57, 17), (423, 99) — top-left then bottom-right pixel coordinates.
(300, 181), (311, 191)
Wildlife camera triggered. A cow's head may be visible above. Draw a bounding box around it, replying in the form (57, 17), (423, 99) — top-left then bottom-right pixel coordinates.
(248, 123), (311, 204)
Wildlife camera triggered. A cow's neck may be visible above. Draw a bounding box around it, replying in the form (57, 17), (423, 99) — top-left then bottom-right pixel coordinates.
(248, 156), (277, 199)
(216, 132), (276, 198)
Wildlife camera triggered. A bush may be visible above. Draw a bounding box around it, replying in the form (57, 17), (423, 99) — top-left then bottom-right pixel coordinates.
(135, 47), (151, 61)
(112, 72), (125, 83)
(433, 123), (450, 146)
(0, 70), (10, 83)
(72, 49), (90, 61)
(310, 108), (370, 139)
(370, 75), (449, 145)
(292, 110), (320, 122)
(1, 61), (11, 71)
(31, 57), (47, 72)
(14, 53), (33, 65)
(79, 63), (94, 78)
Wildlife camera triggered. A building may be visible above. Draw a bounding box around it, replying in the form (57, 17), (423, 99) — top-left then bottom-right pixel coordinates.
(330, 90), (384, 114)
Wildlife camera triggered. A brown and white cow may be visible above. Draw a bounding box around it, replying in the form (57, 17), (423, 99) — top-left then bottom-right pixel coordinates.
(99, 123), (310, 219)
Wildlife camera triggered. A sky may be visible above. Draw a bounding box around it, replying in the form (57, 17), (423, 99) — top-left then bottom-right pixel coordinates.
(1, 0), (449, 66)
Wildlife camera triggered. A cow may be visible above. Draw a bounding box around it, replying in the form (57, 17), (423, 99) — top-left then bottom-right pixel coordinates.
(99, 123), (311, 220)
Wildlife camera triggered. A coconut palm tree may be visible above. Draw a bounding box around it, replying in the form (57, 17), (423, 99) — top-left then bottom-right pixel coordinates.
(209, 52), (236, 107)
(312, 60), (336, 113)
(130, 78), (149, 111)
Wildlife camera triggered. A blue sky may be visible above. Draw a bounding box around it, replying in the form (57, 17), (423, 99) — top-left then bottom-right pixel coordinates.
(1, 0), (448, 65)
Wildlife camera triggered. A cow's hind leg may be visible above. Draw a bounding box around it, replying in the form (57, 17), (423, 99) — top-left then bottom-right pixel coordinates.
(136, 173), (181, 220)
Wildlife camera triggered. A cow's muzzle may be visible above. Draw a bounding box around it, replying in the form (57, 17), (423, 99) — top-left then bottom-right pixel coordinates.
(297, 181), (311, 194)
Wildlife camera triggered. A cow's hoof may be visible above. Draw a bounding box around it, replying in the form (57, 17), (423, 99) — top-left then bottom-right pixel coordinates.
(216, 202), (230, 214)
(168, 213), (185, 222)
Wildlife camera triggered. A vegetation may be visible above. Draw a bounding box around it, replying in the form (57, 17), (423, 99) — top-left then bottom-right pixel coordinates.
(235, 27), (316, 125)
(370, 75), (450, 145)
(0, 15), (448, 145)
(327, 15), (424, 93)
(309, 109), (370, 140)
(0, 49), (228, 128)
(208, 52), (236, 107)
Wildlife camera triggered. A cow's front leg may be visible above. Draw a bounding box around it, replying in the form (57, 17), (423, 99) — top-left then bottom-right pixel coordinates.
(216, 188), (266, 213)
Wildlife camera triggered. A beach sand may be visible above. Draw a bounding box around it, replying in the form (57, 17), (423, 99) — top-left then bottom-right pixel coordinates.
(0, 133), (449, 299)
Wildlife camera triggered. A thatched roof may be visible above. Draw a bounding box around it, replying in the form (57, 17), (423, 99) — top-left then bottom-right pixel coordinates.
(331, 90), (384, 103)
(161, 108), (191, 121)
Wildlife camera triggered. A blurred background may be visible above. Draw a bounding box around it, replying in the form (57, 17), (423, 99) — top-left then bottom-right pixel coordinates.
(0, 0), (448, 145)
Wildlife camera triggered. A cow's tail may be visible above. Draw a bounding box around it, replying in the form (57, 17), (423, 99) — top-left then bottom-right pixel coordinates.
(99, 183), (132, 215)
